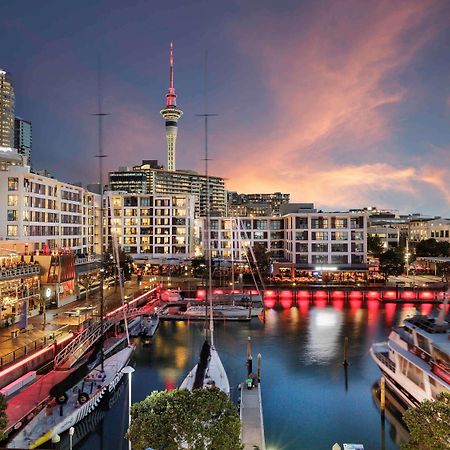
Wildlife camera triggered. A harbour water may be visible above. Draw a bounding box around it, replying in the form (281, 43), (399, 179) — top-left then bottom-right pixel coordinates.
(74, 300), (429, 450)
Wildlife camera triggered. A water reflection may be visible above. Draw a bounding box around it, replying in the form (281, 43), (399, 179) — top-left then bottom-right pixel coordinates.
(74, 301), (441, 450)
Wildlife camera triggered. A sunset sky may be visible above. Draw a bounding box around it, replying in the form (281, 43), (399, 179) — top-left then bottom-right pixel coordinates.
(1, 0), (449, 216)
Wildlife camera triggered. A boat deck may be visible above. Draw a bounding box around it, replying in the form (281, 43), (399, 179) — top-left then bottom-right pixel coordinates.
(6, 369), (75, 432)
(240, 382), (265, 450)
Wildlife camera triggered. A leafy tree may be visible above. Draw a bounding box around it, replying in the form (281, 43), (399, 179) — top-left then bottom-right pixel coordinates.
(250, 243), (270, 275)
(379, 249), (404, 280)
(401, 392), (450, 450)
(127, 387), (242, 450)
(191, 257), (208, 279)
(104, 245), (134, 282)
(415, 239), (450, 258)
(367, 235), (384, 257)
(0, 394), (7, 440)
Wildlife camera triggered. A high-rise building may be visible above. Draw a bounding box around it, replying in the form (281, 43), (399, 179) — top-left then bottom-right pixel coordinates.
(14, 117), (32, 166)
(109, 160), (227, 217)
(160, 43), (183, 172)
(0, 69), (15, 149)
(227, 191), (291, 216)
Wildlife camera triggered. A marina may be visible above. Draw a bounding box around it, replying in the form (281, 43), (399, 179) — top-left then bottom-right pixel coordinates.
(71, 300), (447, 450)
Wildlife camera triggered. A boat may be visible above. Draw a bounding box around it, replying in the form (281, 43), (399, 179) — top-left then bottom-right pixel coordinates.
(160, 288), (183, 302)
(179, 112), (230, 396)
(184, 304), (252, 320)
(370, 295), (450, 408)
(7, 346), (133, 449)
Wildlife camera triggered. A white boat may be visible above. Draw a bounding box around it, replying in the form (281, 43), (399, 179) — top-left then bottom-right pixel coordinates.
(184, 304), (251, 319)
(8, 346), (133, 449)
(370, 303), (450, 408)
(180, 340), (230, 395)
(160, 289), (183, 302)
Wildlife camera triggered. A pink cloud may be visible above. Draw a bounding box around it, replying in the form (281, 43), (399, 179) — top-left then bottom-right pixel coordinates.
(217, 0), (449, 212)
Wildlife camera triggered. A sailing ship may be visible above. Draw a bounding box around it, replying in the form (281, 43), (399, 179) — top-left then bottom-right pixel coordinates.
(370, 293), (449, 408)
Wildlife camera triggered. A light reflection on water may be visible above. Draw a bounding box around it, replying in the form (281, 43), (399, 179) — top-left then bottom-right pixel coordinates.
(73, 302), (431, 450)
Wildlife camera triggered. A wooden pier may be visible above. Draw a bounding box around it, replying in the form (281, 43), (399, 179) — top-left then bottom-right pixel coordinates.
(240, 382), (265, 450)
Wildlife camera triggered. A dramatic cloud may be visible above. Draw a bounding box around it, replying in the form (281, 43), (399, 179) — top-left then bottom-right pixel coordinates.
(217, 0), (450, 214)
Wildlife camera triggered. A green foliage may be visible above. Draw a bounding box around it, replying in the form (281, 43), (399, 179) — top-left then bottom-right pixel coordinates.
(379, 249), (405, 280)
(127, 387), (243, 450)
(104, 246), (134, 281)
(415, 239), (450, 258)
(367, 235), (384, 257)
(401, 392), (450, 450)
(251, 243), (270, 275)
(0, 394), (7, 441)
(191, 257), (208, 279)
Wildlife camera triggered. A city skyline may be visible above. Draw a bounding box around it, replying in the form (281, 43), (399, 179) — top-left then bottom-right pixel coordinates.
(1, 0), (449, 216)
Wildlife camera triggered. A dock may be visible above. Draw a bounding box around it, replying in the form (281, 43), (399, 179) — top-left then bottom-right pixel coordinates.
(240, 382), (265, 450)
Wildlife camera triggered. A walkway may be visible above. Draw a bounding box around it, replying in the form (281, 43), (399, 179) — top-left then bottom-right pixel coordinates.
(240, 382), (265, 450)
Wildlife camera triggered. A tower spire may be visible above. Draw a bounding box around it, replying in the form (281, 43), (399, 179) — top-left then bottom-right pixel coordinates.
(169, 42), (174, 90)
(166, 42), (177, 108)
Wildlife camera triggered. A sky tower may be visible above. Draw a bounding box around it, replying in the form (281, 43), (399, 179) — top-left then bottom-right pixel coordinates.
(160, 42), (183, 172)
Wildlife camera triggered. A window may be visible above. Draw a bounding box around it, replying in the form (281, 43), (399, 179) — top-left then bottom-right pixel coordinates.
(254, 231), (267, 240)
(331, 218), (348, 228)
(140, 197), (153, 207)
(296, 254), (308, 264)
(7, 225), (18, 236)
(295, 231), (308, 241)
(350, 217), (364, 229)
(8, 177), (18, 191)
(255, 220), (268, 230)
(296, 243), (308, 252)
(351, 243), (364, 252)
(312, 243), (328, 252)
(331, 243), (347, 252)
(7, 195), (18, 206)
(7, 210), (17, 221)
(331, 255), (348, 264)
(331, 231), (348, 240)
(295, 217), (308, 229)
(124, 197), (138, 207)
(351, 231), (364, 240)
(351, 254), (364, 264)
(311, 217), (328, 229)
(312, 254), (328, 263)
(270, 220), (282, 230)
(311, 231), (328, 240)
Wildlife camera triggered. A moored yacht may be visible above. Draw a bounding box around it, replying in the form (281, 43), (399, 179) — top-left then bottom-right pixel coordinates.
(370, 303), (449, 408)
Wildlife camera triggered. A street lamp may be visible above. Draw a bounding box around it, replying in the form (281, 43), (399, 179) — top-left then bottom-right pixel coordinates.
(69, 426), (75, 450)
(121, 366), (135, 450)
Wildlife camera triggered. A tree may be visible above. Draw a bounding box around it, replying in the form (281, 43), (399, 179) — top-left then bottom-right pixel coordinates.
(415, 239), (450, 258)
(250, 243), (270, 275)
(191, 257), (208, 279)
(127, 388), (243, 450)
(367, 235), (384, 257)
(379, 249), (404, 280)
(104, 246), (134, 282)
(401, 392), (450, 450)
(0, 394), (7, 441)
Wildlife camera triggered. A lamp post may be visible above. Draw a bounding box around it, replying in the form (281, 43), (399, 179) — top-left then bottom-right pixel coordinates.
(121, 366), (135, 450)
(69, 426), (75, 450)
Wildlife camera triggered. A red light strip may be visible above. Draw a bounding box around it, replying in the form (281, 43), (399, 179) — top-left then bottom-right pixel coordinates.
(0, 333), (73, 379)
(105, 288), (156, 318)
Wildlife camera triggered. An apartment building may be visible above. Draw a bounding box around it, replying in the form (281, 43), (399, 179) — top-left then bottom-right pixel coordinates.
(284, 213), (367, 268)
(207, 216), (285, 261)
(106, 192), (195, 259)
(0, 165), (101, 254)
(368, 226), (400, 250)
(205, 212), (368, 270)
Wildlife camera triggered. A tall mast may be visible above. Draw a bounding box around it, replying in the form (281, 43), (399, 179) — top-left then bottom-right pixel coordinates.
(93, 58), (109, 373)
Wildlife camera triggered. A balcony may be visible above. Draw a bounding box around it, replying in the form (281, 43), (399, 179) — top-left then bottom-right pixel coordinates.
(0, 265), (41, 280)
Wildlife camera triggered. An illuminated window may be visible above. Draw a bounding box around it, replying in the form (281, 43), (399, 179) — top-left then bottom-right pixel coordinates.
(7, 225), (18, 236)
(7, 195), (18, 206)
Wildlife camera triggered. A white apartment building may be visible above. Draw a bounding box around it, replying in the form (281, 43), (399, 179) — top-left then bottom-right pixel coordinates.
(106, 192), (195, 259)
(368, 226), (400, 250)
(426, 218), (450, 242)
(205, 212), (368, 270)
(207, 217), (285, 261)
(0, 165), (101, 254)
(284, 213), (367, 268)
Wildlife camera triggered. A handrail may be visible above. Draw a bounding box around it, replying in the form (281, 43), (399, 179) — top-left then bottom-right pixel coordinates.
(0, 325), (70, 369)
(0, 265), (40, 280)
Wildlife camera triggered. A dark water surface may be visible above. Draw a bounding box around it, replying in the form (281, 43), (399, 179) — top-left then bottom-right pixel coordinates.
(73, 301), (422, 450)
